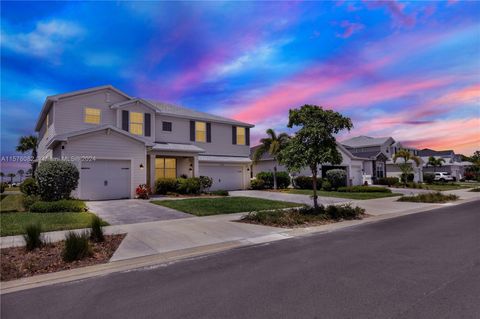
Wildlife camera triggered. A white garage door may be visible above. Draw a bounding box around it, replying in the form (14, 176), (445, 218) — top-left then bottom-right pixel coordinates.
(80, 160), (131, 200)
(199, 164), (244, 191)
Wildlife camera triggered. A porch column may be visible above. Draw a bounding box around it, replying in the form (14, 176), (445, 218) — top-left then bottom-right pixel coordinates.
(193, 155), (199, 177)
(149, 154), (156, 188)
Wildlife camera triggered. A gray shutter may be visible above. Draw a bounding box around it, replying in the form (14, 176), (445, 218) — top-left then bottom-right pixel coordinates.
(144, 113), (151, 136)
(206, 122), (211, 143)
(190, 121), (195, 141)
(246, 127), (250, 146)
(122, 110), (129, 131)
(232, 126), (237, 145)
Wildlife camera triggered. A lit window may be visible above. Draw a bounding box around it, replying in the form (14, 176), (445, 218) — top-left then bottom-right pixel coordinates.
(195, 121), (206, 142)
(130, 112), (143, 135)
(155, 157), (176, 179)
(236, 127), (246, 145)
(84, 108), (101, 124)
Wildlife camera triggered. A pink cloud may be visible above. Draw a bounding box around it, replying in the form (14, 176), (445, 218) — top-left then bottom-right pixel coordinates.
(337, 20), (365, 38)
(364, 0), (416, 27)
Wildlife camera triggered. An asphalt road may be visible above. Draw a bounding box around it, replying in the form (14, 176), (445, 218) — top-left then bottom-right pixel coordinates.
(2, 200), (480, 319)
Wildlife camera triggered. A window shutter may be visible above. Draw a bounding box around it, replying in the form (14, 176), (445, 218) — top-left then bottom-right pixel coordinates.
(232, 126), (237, 145)
(246, 127), (250, 146)
(206, 122), (211, 143)
(144, 113), (151, 137)
(122, 110), (129, 131)
(190, 121), (195, 141)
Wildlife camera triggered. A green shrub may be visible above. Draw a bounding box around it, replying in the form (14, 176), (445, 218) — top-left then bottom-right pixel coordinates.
(250, 179), (265, 190)
(294, 176), (321, 189)
(326, 169), (347, 190)
(0, 182), (6, 194)
(29, 199), (87, 213)
(23, 223), (44, 251)
(376, 177), (400, 186)
(401, 173), (415, 183)
(325, 204), (365, 220)
(199, 176), (213, 192)
(256, 171), (290, 189)
(177, 177), (201, 194)
(337, 186), (391, 193)
(397, 192), (459, 203)
(90, 215), (104, 242)
(62, 232), (92, 262)
(22, 195), (40, 210)
(210, 190), (229, 196)
(35, 160), (79, 201)
(423, 173), (435, 184)
(155, 178), (178, 194)
(322, 179), (332, 191)
(20, 178), (38, 196)
(469, 187), (480, 192)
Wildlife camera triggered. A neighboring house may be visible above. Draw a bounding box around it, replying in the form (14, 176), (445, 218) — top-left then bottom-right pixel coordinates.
(419, 148), (472, 180)
(341, 135), (423, 182)
(250, 143), (370, 186)
(35, 85), (254, 200)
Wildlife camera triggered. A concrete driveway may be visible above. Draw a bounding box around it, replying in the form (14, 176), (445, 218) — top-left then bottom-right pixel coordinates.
(87, 199), (192, 225)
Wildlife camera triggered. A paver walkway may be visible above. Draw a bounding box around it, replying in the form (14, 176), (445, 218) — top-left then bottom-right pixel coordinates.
(87, 199), (192, 225)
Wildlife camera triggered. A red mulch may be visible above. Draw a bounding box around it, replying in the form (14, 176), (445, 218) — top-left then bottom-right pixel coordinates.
(1, 234), (125, 282)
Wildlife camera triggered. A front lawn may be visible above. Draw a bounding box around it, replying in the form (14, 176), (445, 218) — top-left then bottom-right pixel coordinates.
(421, 184), (470, 191)
(0, 194), (24, 212)
(151, 197), (301, 216)
(280, 189), (402, 200)
(0, 212), (108, 237)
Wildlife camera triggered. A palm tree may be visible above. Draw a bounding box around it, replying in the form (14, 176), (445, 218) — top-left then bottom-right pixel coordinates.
(253, 129), (290, 189)
(7, 173), (16, 185)
(16, 135), (38, 175)
(17, 169), (25, 182)
(393, 150), (421, 185)
(427, 156), (445, 173)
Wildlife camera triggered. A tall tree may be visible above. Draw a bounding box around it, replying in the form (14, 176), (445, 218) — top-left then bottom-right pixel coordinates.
(0, 172), (4, 183)
(7, 173), (16, 184)
(393, 150), (421, 185)
(16, 135), (38, 175)
(279, 105), (353, 211)
(427, 156), (445, 173)
(253, 129), (290, 189)
(17, 169), (25, 182)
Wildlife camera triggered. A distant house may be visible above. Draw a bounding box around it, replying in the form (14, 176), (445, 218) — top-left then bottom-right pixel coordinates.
(419, 148), (472, 180)
(341, 135), (423, 182)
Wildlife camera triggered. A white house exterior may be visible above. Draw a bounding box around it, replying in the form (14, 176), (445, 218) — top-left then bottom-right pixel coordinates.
(419, 148), (471, 180)
(250, 143), (371, 186)
(35, 85), (254, 200)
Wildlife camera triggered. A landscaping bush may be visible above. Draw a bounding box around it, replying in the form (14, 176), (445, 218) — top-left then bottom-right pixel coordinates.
(210, 190), (229, 196)
(423, 173), (435, 184)
(294, 176), (321, 190)
(90, 215), (105, 242)
(35, 160), (79, 201)
(337, 186), (391, 193)
(325, 204), (365, 220)
(397, 192), (459, 203)
(321, 179), (332, 191)
(401, 173), (415, 183)
(22, 195), (40, 211)
(62, 231), (92, 262)
(199, 176), (213, 192)
(176, 177), (201, 194)
(23, 223), (44, 251)
(20, 178), (38, 196)
(250, 179), (265, 190)
(154, 178), (178, 195)
(375, 177), (400, 186)
(326, 169), (347, 190)
(29, 199), (87, 213)
(135, 184), (150, 199)
(469, 187), (480, 192)
(256, 171), (290, 189)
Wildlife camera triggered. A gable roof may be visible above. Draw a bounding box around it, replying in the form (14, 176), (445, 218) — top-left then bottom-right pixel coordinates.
(341, 135), (394, 148)
(110, 98), (159, 113)
(418, 148), (455, 157)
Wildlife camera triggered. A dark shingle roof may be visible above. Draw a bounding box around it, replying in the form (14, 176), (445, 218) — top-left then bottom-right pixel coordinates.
(418, 148), (455, 157)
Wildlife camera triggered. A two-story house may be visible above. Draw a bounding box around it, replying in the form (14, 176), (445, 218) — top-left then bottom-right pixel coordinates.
(35, 85), (254, 200)
(418, 148), (471, 180)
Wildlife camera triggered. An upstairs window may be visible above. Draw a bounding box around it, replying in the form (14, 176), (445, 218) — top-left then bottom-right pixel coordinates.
(236, 127), (246, 145)
(84, 108), (101, 124)
(162, 121), (172, 132)
(195, 121), (206, 142)
(129, 112), (143, 135)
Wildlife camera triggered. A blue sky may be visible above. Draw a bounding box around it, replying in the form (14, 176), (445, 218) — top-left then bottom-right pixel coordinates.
(1, 1), (479, 173)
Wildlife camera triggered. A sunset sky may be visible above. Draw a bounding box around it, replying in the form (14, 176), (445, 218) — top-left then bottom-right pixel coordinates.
(1, 1), (479, 172)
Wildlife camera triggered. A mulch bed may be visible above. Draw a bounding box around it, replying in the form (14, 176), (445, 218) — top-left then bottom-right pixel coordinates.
(1, 234), (125, 282)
